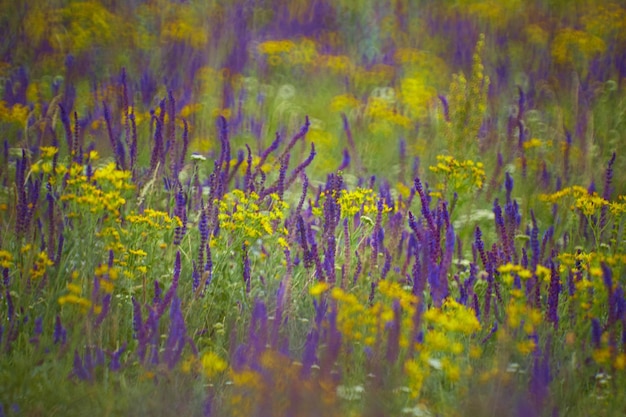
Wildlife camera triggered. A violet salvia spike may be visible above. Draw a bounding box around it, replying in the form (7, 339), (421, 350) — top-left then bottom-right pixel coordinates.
(254, 132), (281, 177)
(338, 148), (350, 171)
(250, 299), (268, 359)
(341, 112), (357, 154)
(243, 244), (251, 293)
(164, 296), (186, 370)
(46, 185), (56, 260)
(110, 343), (126, 371)
(129, 112), (138, 179)
(218, 115), (230, 185)
(53, 315), (67, 345)
(493, 199), (508, 259)
(600, 152), (616, 231)
(505, 172), (514, 203)
(153, 280), (162, 305)
(94, 294), (111, 328)
(353, 250), (362, 285)
(280, 115), (310, 160)
(285, 143), (316, 190)
(244, 144), (253, 192)
(202, 244), (213, 295)
(55, 234), (64, 265)
(386, 300), (401, 363)
(157, 251), (181, 317)
(150, 113), (163, 175)
(530, 211), (540, 271)
(300, 329), (319, 378)
(529, 336), (552, 413)
(166, 90), (176, 155)
(414, 177), (436, 233)
(295, 173), (309, 215)
(438, 94), (450, 122)
(517, 86), (525, 119)
(72, 350), (90, 381)
(173, 185), (188, 245)
(102, 102), (121, 167)
(547, 259), (560, 329)
(58, 104), (73, 151)
(272, 281), (286, 348)
(474, 226), (488, 271)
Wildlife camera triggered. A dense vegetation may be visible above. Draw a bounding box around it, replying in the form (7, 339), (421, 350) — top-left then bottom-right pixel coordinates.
(1, 1), (626, 415)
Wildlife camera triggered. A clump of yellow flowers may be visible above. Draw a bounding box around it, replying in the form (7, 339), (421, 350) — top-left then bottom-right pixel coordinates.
(428, 155), (486, 199)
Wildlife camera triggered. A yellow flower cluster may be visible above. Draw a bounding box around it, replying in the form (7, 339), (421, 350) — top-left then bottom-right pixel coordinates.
(365, 95), (412, 129)
(423, 298), (481, 335)
(29, 251), (55, 280)
(257, 38), (319, 68)
(60, 161), (133, 218)
(58, 271), (92, 313)
(0, 101), (29, 126)
(161, 18), (209, 49)
(201, 351), (228, 379)
(551, 28), (606, 68)
(331, 282), (417, 348)
(399, 76), (437, 120)
(582, 3), (626, 42)
(329, 94), (361, 113)
(405, 298), (481, 394)
(505, 297), (543, 337)
(428, 155), (486, 197)
(127, 209), (177, 231)
(442, 34), (490, 151)
(0, 250), (13, 268)
(218, 191), (288, 240)
(94, 264), (119, 294)
(539, 186), (624, 218)
(335, 188), (392, 218)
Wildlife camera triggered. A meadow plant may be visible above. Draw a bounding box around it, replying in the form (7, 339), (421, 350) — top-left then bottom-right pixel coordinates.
(1, 1), (626, 416)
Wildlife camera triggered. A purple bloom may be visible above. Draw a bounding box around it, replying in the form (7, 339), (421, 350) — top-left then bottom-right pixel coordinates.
(53, 315), (67, 345)
(438, 95), (450, 122)
(72, 350), (91, 381)
(110, 343), (126, 371)
(286, 143), (316, 190)
(591, 318), (602, 348)
(173, 185), (188, 245)
(386, 300), (401, 363)
(164, 296), (186, 370)
(129, 112), (138, 178)
(338, 148), (350, 171)
(132, 297), (143, 340)
(300, 329), (319, 378)
(153, 280), (162, 305)
(158, 251), (181, 317)
(243, 244), (251, 293)
(94, 294), (111, 328)
(547, 260), (560, 329)
(414, 177), (435, 233)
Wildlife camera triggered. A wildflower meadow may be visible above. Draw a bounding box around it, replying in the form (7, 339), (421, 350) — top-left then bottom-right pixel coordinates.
(2, 0), (626, 415)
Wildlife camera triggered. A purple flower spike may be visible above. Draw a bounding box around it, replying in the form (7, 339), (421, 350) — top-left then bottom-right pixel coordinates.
(338, 148), (350, 171)
(110, 343), (126, 372)
(164, 296), (187, 370)
(173, 185), (188, 245)
(591, 318), (602, 348)
(438, 95), (450, 122)
(53, 315), (67, 345)
(243, 244), (251, 293)
(414, 177), (435, 233)
(547, 260), (560, 329)
(157, 252), (181, 317)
